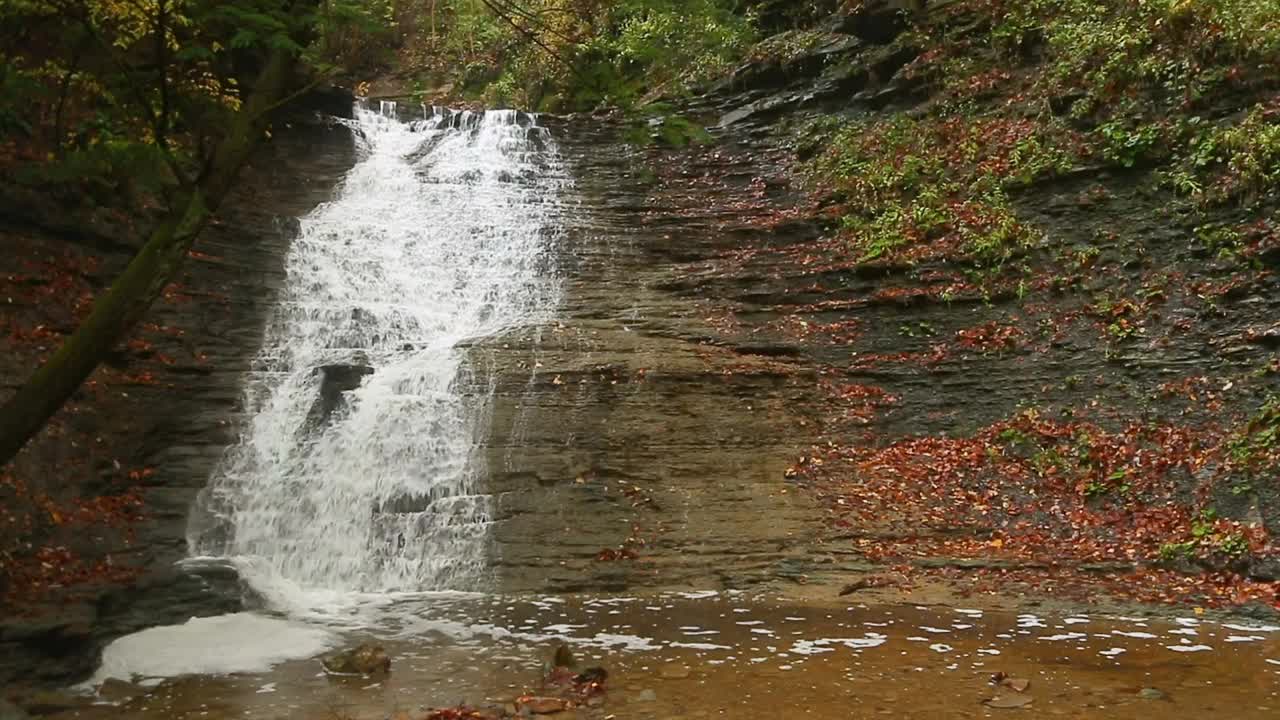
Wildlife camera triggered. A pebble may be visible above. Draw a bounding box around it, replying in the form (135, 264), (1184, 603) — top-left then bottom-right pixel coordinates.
(1138, 688), (1168, 701)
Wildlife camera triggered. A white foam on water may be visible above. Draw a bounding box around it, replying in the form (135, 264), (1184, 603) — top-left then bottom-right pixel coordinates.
(87, 613), (338, 685)
(670, 642), (732, 651)
(1040, 632), (1088, 642)
(589, 633), (659, 651)
(789, 635), (888, 655)
(1114, 630), (1159, 639)
(1224, 623), (1280, 633)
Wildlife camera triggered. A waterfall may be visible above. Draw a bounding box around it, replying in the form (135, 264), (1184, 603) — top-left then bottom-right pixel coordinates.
(189, 102), (566, 597)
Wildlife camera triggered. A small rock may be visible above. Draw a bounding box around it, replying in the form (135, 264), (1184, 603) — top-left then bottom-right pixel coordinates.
(1138, 687), (1168, 701)
(838, 579), (872, 596)
(321, 643), (391, 675)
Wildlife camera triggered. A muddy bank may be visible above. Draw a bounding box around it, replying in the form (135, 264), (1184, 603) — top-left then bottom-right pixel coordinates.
(0, 118), (356, 688)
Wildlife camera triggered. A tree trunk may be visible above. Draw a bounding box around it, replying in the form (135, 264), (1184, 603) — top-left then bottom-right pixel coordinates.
(0, 50), (295, 468)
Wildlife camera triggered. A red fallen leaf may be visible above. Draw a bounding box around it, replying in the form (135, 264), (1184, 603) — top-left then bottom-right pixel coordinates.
(595, 548), (638, 561)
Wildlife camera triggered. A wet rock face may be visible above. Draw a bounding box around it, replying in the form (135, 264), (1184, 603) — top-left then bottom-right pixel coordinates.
(288, 84), (356, 120)
(836, 0), (919, 44)
(468, 121), (826, 595)
(1248, 557), (1280, 582)
(305, 362), (374, 429)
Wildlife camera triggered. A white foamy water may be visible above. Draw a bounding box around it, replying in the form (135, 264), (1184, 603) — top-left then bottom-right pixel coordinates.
(189, 103), (566, 599)
(87, 613), (338, 685)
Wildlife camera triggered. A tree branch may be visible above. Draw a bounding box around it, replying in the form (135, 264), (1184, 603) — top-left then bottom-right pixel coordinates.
(0, 49), (298, 469)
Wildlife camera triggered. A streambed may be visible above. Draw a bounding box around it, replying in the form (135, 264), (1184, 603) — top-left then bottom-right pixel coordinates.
(65, 592), (1280, 718)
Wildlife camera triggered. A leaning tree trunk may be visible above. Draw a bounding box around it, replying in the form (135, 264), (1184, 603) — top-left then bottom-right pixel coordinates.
(0, 50), (295, 468)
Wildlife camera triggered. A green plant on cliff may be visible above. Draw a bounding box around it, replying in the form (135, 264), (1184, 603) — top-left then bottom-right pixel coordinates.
(1226, 395), (1280, 470)
(975, 0), (1280, 200)
(809, 113), (1079, 265)
(805, 0), (1279, 267)
(394, 0), (756, 111)
(991, 0), (1280, 112)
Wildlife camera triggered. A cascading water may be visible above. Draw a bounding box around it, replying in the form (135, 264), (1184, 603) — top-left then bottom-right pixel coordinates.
(189, 102), (566, 598)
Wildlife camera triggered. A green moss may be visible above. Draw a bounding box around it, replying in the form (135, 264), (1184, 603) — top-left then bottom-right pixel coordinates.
(407, 0), (757, 112)
(807, 113), (1080, 265)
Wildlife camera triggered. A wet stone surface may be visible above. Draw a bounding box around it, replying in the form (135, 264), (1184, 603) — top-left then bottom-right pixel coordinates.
(467, 120), (826, 595)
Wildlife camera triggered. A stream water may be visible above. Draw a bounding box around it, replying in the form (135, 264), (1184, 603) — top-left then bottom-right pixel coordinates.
(62, 106), (1280, 718)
